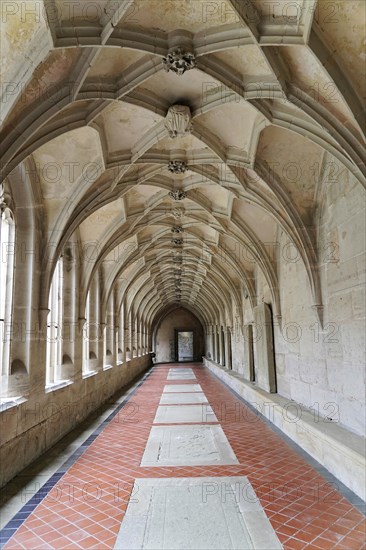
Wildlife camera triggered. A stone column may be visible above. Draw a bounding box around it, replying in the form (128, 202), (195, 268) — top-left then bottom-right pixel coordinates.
(5, 224), (29, 397)
(99, 322), (106, 369)
(135, 317), (139, 357)
(118, 319), (123, 364)
(214, 327), (219, 363)
(73, 317), (85, 382)
(144, 325), (149, 354)
(207, 324), (211, 360)
(122, 304), (127, 363)
(115, 324), (120, 363)
(86, 276), (100, 372)
(29, 308), (49, 394)
(219, 326), (224, 366)
(145, 324), (148, 354)
(105, 295), (115, 366)
(61, 251), (76, 380)
(132, 317), (138, 357)
(125, 310), (132, 361)
(225, 327), (232, 369)
(208, 324), (214, 360)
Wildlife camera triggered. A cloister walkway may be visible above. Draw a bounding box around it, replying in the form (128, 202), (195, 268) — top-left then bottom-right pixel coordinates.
(1, 363), (365, 550)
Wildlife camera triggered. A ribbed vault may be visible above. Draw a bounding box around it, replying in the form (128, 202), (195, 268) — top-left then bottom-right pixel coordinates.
(1, 0), (365, 336)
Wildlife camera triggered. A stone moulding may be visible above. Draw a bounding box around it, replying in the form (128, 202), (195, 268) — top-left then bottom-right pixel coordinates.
(171, 207), (185, 220)
(171, 226), (184, 233)
(168, 160), (187, 174)
(172, 238), (183, 245)
(162, 47), (196, 75)
(0, 184), (13, 222)
(164, 105), (192, 138)
(169, 190), (186, 201)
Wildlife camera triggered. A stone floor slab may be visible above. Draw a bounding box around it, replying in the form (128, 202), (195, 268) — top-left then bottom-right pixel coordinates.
(114, 477), (283, 550)
(163, 384), (202, 393)
(169, 368), (194, 374)
(159, 392), (208, 405)
(140, 425), (238, 466)
(167, 372), (196, 380)
(153, 404), (216, 423)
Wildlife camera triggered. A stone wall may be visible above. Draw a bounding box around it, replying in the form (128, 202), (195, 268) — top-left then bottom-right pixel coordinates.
(0, 355), (151, 488)
(273, 170), (366, 437)
(154, 308), (204, 363)
(203, 357), (366, 501)
(227, 166), (366, 438)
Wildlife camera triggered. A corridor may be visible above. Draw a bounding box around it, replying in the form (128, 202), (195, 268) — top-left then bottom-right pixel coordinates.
(1, 363), (365, 550)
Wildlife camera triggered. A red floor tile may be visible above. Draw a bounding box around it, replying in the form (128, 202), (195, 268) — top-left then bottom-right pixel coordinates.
(3, 363), (365, 550)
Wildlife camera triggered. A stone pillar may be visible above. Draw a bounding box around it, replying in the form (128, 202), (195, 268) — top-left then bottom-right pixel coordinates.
(145, 326), (149, 353)
(115, 323), (119, 362)
(28, 308), (49, 395)
(122, 305), (127, 362)
(225, 327), (232, 369)
(100, 322), (106, 368)
(4, 215), (29, 397)
(205, 324), (212, 360)
(105, 295), (115, 366)
(219, 326), (225, 366)
(73, 317), (85, 382)
(88, 276), (99, 365)
(214, 327), (219, 363)
(140, 320), (144, 355)
(140, 321), (145, 355)
(140, 322), (144, 354)
(210, 325), (216, 361)
(147, 325), (151, 353)
(125, 310), (132, 361)
(132, 317), (138, 357)
(124, 326), (129, 361)
(135, 317), (139, 357)
(61, 252), (76, 380)
(118, 320), (124, 363)
(46, 260), (63, 385)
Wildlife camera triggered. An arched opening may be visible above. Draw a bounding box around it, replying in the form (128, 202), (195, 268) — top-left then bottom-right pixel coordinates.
(154, 307), (204, 363)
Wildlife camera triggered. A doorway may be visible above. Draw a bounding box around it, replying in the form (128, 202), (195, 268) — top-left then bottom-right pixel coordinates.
(177, 331), (194, 362)
(248, 324), (255, 381)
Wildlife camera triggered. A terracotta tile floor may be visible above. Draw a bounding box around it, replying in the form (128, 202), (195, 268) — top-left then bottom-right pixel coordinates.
(2, 363), (366, 549)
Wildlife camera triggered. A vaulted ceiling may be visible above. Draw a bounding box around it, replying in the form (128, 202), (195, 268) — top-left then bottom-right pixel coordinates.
(1, 0), (365, 328)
